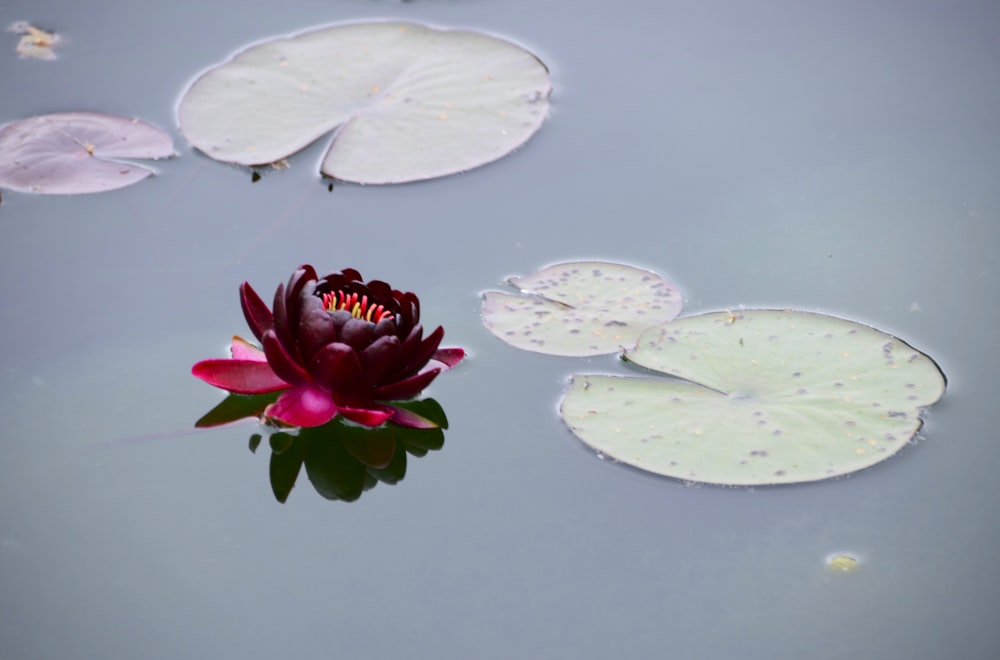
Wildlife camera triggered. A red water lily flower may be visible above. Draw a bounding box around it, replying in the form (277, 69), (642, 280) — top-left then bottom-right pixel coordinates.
(192, 266), (464, 428)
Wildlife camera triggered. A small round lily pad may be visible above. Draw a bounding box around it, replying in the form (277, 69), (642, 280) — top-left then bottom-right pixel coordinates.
(0, 112), (174, 194)
(481, 261), (683, 356)
(560, 310), (946, 485)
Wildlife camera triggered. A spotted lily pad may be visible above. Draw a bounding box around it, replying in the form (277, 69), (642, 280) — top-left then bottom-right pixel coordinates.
(481, 261), (683, 356)
(0, 112), (175, 194)
(560, 310), (946, 485)
(178, 21), (551, 184)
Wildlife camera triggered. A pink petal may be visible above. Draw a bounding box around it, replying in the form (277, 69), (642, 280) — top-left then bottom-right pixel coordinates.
(231, 335), (266, 361)
(338, 405), (392, 427)
(265, 384), (338, 427)
(192, 359), (289, 394)
(430, 347), (465, 369)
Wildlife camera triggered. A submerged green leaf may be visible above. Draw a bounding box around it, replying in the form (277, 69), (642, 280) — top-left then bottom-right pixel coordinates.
(178, 21), (551, 184)
(560, 310), (946, 485)
(482, 261), (683, 356)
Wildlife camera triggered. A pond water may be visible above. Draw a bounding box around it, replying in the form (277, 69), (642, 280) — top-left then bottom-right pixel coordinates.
(2, 1), (999, 658)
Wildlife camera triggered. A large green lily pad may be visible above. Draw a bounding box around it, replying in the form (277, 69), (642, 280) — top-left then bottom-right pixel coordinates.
(560, 310), (946, 485)
(481, 261), (683, 356)
(178, 21), (551, 184)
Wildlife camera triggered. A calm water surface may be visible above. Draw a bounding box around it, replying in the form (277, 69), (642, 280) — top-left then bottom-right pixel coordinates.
(2, 1), (999, 658)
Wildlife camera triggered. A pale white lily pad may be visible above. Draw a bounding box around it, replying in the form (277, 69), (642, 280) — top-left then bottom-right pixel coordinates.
(178, 21), (551, 184)
(560, 310), (946, 485)
(481, 261), (683, 356)
(0, 112), (175, 194)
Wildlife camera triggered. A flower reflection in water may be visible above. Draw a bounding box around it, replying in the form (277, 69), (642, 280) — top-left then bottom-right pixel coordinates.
(197, 396), (449, 503)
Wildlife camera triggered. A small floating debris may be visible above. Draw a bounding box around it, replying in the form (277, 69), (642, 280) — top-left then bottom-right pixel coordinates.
(9, 22), (62, 60)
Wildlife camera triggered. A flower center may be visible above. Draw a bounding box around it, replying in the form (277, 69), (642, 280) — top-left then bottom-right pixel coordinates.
(322, 290), (394, 323)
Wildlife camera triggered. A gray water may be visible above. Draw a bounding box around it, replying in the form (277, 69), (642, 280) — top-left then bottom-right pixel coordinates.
(2, 1), (999, 658)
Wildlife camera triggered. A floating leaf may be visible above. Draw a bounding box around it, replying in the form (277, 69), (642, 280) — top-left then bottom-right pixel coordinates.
(560, 310), (946, 485)
(0, 112), (175, 194)
(482, 261), (683, 356)
(826, 554), (861, 573)
(178, 21), (551, 184)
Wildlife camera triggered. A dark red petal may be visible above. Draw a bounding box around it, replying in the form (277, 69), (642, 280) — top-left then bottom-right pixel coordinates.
(398, 324), (424, 360)
(271, 282), (289, 339)
(286, 265), (318, 335)
(287, 265), (318, 300)
(296, 298), (336, 361)
(240, 282), (273, 342)
(263, 330), (311, 386)
(311, 342), (364, 394)
(430, 347), (465, 369)
(341, 268), (362, 282)
(372, 316), (397, 340)
(395, 291), (420, 335)
(373, 367), (441, 401)
(273, 283), (304, 364)
(321, 268), (362, 290)
(338, 405), (391, 427)
(265, 384), (338, 427)
(366, 280), (393, 303)
(360, 335), (402, 384)
(192, 359), (289, 394)
(398, 325), (444, 377)
(338, 317), (375, 351)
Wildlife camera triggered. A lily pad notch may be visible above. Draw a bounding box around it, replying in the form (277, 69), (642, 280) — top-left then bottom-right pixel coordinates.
(178, 21), (552, 184)
(560, 309), (946, 486)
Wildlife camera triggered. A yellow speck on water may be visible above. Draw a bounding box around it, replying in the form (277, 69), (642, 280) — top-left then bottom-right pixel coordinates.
(371, 85), (380, 93)
(436, 113), (448, 120)
(826, 554), (859, 573)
